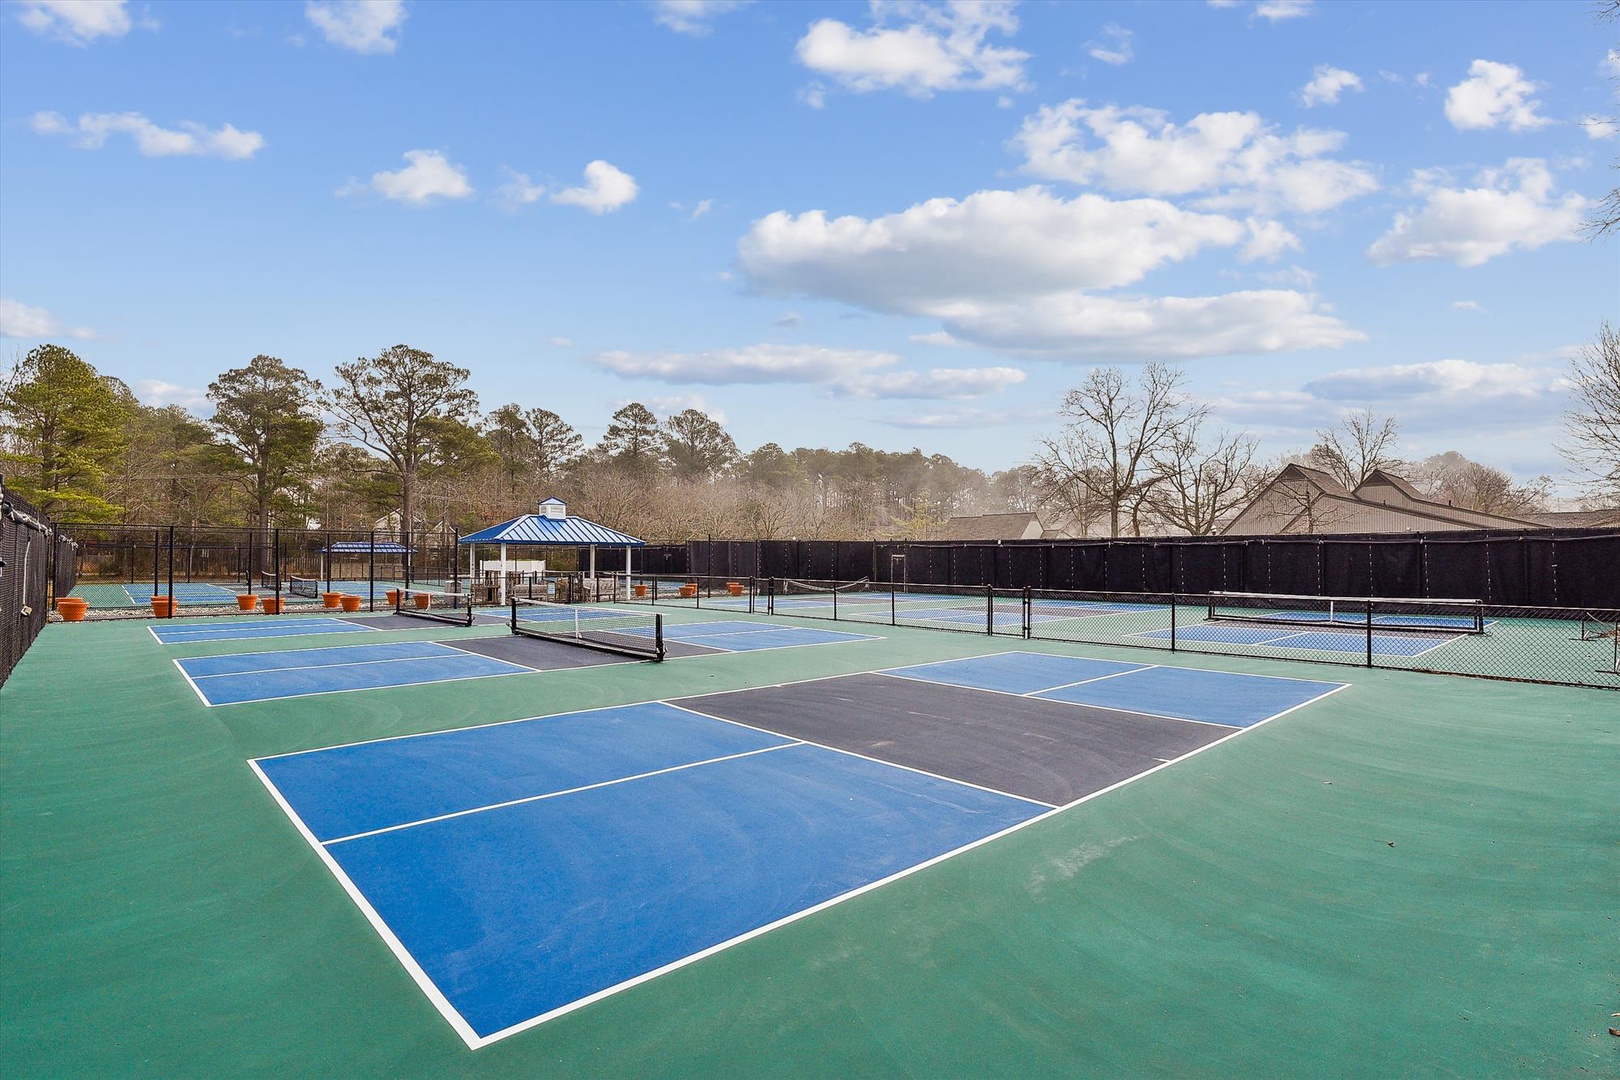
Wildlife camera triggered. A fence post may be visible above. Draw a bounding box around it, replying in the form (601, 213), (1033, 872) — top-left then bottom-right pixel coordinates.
(152, 527), (160, 599)
(273, 527), (282, 613)
(1023, 585), (1031, 640)
(1170, 594), (1177, 652)
(166, 526), (175, 617)
(1365, 598), (1374, 668)
(986, 585), (994, 635)
(368, 530), (376, 613)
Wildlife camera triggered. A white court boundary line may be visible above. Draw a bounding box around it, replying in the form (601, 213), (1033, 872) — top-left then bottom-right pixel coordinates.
(148, 619), (380, 646)
(173, 651), (532, 709)
(247, 648), (1350, 1049)
(1133, 623), (1463, 660)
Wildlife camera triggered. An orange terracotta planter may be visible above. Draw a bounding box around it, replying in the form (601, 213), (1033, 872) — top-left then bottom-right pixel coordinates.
(321, 591), (344, 609)
(55, 597), (88, 622)
(727, 582), (744, 597)
(385, 589), (402, 606)
(413, 593), (432, 609)
(340, 595), (363, 612)
(150, 596), (175, 618)
(634, 584), (648, 598)
(236, 594), (259, 611)
(260, 596), (284, 615)
(679, 583), (698, 598)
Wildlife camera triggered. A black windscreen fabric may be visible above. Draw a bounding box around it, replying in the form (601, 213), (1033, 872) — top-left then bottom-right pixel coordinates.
(1322, 542), (1372, 596)
(1175, 543), (1230, 593)
(837, 541), (873, 582)
(1371, 541), (1421, 597)
(758, 540), (796, 580)
(1424, 539), (1488, 599)
(1553, 534), (1620, 609)
(800, 541), (837, 580)
(1482, 537), (1529, 605)
(1075, 544), (1107, 590)
(1047, 544), (1079, 590)
(908, 545), (953, 585)
(1002, 545), (1047, 589)
(1267, 541), (1323, 594)
(1143, 544), (1174, 592)
(953, 545), (993, 586)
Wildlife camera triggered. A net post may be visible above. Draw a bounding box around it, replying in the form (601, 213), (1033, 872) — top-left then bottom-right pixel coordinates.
(654, 613), (665, 662)
(1023, 586), (1031, 640)
(510, 596), (518, 635)
(166, 525), (175, 618)
(1365, 598), (1374, 667)
(832, 580), (837, 620)
(891, 581), (897, 628)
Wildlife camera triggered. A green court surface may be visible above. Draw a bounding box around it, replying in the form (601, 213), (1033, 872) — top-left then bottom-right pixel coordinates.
(1, 608), (1615, 1078)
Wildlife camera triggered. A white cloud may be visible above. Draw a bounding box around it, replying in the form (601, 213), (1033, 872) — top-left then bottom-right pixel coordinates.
(1255, 0), (1312, 20)
(774, 311), (803, 328)
(652, 0), (749, 36)
(548, 337), (573, 347)
(1300, 65), (1362, 107)
(1085, 24), (1133, 67)
(1240, 218), (1301, 261)
(1444, 60), (1552, 132)
(1451, 300), (1484, 312)
(834, 366), (1026, 399)
(689, 198), (713, 220)
(1583, 115), (1619, 140)
(909, 330), (959, 346)
(738, 186), (1360, 360)
(13, 0), (142, 45)
(31, 111), (265, 159)
(0, 298), (97, 339)
(306, 0), (405, 54)
(796, 0), (1029, 99)
(926, 289), (1362, 360)
(136, 379), (209, 410)
(552, 160), (638, 214)
(880, 405), (1051, 429)
(595, 344), (896, 384)
(1303, 358), (1563, 404)
(1014, 100), (1379, 215)
(494, 168), (546, 210)
(1367, 159), (1586, 267)
(1608, 49), (1620, 80)
(740, 186), (1249, 303)
(341, 149), (473, 204)
(593, 342), (1024, 400)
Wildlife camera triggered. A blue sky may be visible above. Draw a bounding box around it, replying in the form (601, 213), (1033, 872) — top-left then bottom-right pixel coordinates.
(1, 0), (1615, 483)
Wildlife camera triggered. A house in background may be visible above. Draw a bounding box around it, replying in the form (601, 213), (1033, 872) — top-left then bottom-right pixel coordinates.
(1222, 465), (1563, 535)
(939, 512), (1051, 541)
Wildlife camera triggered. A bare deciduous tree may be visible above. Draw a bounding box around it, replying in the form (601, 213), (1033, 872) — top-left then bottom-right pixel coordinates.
(1561, 321), (1620, 504)
(1307, 409), (1402, 491)
(1149, 418), (1263, 535)
(1032, 363), (1199, 537)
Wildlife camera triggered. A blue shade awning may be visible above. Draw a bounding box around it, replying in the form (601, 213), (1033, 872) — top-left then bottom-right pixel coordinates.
(322, 541), (417, 554)
(459, 515), (644, 547)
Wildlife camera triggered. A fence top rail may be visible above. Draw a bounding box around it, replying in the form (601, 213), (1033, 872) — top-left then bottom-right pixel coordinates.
(1210, 590), (1483, 607)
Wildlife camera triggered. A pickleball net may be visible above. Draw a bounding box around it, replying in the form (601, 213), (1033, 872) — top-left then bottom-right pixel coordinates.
(510, 597), (664, 661)
(288, 574), (321, 599)
(1207, 591), (1486, 634)
(395, 587), (475, 627)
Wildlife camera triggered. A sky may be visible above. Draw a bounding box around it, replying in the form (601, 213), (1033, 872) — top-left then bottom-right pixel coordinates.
(1, 0), (1615, 485)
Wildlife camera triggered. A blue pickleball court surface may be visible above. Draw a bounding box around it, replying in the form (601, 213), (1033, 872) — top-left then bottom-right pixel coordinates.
(253, 702), (1046, 1044)
(150, 616), (378, 645)
(1137, 623), (1455, 657)
(176, 641), (529, 705)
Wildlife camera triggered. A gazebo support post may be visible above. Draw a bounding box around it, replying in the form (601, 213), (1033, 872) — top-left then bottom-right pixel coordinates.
(624, 545), (631, 602)
(499, 542), (508, 605)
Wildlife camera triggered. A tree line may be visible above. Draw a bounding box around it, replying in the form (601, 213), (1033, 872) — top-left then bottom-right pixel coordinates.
(2, 330), (1615, 545)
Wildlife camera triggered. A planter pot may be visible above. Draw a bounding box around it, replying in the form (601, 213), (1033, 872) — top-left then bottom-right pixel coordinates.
(55, 597), (88, 622)
(679, 585), (698, 599)
(340, 595), (363, 612)
(260, 596), (284, 615)
(321, 591), (344, 609)
(633, 584), (648, 598)
(727, 582), (744, 597)
(150, 596), (175, 618)
(414, 593), (432, 609)
(385, 589), (402, 606)
(236, 594), (259, 611)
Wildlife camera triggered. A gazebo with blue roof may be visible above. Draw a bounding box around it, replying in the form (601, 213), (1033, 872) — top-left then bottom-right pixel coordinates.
(458, 498), (644, 601)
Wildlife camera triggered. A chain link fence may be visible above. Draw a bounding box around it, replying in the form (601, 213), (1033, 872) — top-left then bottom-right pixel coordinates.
(1, 480), (68, 689)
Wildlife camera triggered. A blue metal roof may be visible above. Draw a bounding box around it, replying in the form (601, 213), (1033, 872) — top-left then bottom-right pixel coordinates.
(322, 541), (416, 554)
(458, 515), (645, 547)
